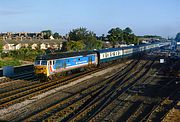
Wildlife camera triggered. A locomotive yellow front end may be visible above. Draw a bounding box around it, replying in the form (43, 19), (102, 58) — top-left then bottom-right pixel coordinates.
(34, 65), (47, 75)
(34, 60), (48, 81)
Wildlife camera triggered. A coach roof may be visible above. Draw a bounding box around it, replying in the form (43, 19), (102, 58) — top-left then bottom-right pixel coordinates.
(96, 48), (122, 53)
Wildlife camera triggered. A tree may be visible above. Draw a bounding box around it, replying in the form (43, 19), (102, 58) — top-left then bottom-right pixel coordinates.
(66, 41), (85, 52)
(68, 27), (102, 50)
(69, 27), (88, 41)
(123, 27), (132, 34)
(97, 34), (106, 41)
(0, 40), (3, 58)
(41, 30), (52, 39)
(61, 42), (68, 52)
(84, 36), (103, 50)
(53, 32), (61, 39)
(7, 47), (45, 62)
(107, 27), (123, 46)
(175, 32), (180, 42)
(107, 27), (138, 46)
(143, 35), (162, 39)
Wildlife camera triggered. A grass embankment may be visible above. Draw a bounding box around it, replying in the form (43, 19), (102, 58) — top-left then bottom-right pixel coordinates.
(0, 58), (22, 68)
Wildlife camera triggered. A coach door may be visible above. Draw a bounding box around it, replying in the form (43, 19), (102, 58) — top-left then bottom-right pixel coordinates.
(49, 60), (54, 66)
(48, 60), (54, 73)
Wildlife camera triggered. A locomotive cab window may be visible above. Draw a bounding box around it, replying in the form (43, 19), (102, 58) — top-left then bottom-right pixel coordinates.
(41, 60), (47, 65)
(35, 60), (41, 65)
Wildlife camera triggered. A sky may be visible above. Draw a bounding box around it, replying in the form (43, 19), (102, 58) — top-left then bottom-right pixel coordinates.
(0, 0), (180, 38)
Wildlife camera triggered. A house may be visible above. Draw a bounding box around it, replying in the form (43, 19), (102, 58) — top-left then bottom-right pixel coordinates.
(22, 43), (29, 48)
(15, 43), (22, 50)
(2, 38), (67, 51)
(53, 44), (58, 49)
(2, 40), (18, 52)
(40, 43), (47, 50)
(3, 44), (15, 52)
(50, 35), (54, 40)
(31, 43), (38, 50)
(1, 32), (44, 40)
(47, 44), (51, 48)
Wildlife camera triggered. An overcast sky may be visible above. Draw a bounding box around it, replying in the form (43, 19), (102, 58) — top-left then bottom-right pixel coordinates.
(0, 0), (180, 37)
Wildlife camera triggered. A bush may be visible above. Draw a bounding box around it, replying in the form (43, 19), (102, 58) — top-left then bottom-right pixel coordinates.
(0, 59), (21, 68)
(2, 47), (45, 62)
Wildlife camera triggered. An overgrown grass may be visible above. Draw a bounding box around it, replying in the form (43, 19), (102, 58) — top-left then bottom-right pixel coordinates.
(0, 58), (22, 68)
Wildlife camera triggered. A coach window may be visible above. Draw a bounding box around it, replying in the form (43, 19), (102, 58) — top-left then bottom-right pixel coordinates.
(53, 61), (55, 65)
(118, 51), (121, 55)
(103, 54), (105, 58)
(113, 52), (115, 56)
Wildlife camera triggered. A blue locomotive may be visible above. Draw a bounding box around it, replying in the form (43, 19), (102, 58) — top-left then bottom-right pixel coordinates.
(34, 42), (170, 80)
(34, 51), (98, 79)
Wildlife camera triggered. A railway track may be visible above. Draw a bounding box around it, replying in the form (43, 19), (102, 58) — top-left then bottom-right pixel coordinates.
(87, 59), (155, 122)
(0, 58), (135, 121)
(112, 58), (180, 122)
(147, 87), (180, 122)
(139, 78), (179, 122)
(125, 80), (175, 122)
(30, 58), (146, 121)
(0, 59), (132, 109)
(21, 59), (139, 121)
(0, 70), (38, 94)
(0, 77), (11, 85)
(1, 55), (178, 122)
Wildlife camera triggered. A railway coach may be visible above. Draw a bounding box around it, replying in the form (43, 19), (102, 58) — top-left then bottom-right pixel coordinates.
(95, 48), (123, 64)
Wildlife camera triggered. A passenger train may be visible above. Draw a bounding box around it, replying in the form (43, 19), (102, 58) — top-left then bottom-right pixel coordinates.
(34, 42), (170, 80)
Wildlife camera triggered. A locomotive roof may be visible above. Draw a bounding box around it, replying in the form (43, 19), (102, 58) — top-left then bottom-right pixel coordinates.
(36, 51), (96, 60)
